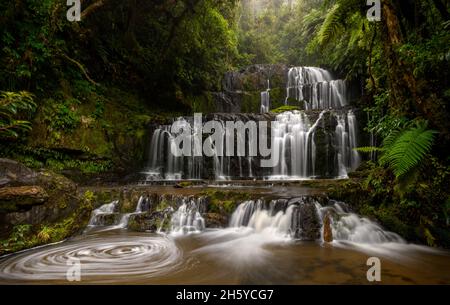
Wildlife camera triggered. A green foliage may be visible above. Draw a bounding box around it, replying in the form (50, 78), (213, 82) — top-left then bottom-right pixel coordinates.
(380, 122), (437, 178)
(317, 4), (343, 46)
(0, 91), (36, 139)
(270, 105), (300, 113)
(354, 146), (383, 153)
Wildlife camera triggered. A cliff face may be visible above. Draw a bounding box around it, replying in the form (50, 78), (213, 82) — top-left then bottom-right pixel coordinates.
(189, 64), (290, 113)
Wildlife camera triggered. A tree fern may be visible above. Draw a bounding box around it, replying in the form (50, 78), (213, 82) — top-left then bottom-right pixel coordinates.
(316, 0), (363, 46)
(380, 122), (437, 178)
(318, 4), (343, 45)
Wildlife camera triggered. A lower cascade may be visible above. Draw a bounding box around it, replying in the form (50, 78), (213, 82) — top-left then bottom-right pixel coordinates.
(3, 193), (447, 285)
(87, 195), (403, 245)
(170, 197), (206, 235)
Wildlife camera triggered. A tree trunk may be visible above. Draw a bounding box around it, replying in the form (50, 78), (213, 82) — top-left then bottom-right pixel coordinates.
(381, 0), (420, 115)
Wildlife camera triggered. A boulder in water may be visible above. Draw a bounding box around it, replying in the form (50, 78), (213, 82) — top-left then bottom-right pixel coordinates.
(323, 212), (333, 243)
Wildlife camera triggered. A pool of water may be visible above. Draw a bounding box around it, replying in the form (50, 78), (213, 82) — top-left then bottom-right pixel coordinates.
(0, 229), (448, 284)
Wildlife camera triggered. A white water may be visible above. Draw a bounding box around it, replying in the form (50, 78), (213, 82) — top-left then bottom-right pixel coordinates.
(88, 195), (153, 229)
(229, 198), (404, 245)
(260, 80), (270, 113)
(267, 109), (360, 179)
(285, 66), (347, 110)
(315, 200), (405, 244)
(143, 66), (359, 181)
(143, 118), (202, 181)
(230, 200), (295, 237)
(88, 201), (119, 226)
(170, 197), (206, 235)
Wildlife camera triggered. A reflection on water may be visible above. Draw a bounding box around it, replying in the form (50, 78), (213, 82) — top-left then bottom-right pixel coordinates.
(0, 228), (449, 284)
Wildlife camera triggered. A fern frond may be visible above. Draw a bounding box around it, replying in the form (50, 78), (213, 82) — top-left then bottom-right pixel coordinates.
(318, 4), (344, 46)
(381, 123), (436, 178)
(354, 146), (383, 153)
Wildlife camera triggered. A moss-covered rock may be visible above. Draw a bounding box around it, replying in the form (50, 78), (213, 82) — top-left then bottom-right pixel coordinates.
(128, 211), (170, 232)
(0, 186), (49, 212)
(0, 160), (93, 254)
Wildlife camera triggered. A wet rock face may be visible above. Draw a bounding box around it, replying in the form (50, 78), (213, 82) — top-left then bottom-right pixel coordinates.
(0, 160), (82, 227)
(212, 64), (289, 113)
(128, 211), (170, 232)
(94, 213), (121, 226)
(289, 197), (322, 240)
(0, 158), (37, 187)
(204, 212), (228, 228)
(0, 186), (49, 212)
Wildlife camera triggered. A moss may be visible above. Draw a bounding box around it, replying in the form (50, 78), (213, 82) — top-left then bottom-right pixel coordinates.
(0, 191), (93, 255)
(190, 92), (216, 113)
(242, 92), (261, 113)
(202, 190), (251, 214)
(178, 181), (194, 188)
(266, 88), (284, 109)
(270, 105), (301, 114)
(156, 199), (170, 211)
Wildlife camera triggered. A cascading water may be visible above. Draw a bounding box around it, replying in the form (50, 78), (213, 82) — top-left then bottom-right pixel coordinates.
(170, 197), (206, 235)
(88, 200), (119, 226)
(4, 193), (449, 284)
(260, 80), (270, 113)
(335, 110), (361, 177)
(268, 109), (360, 179)
(315, 200), (405, 244)
(88, 195), (153, 229)
(143, 118), (202, 181)
(142, 66), (360, 181)
(285, 66), (347, 110)
(228, 197), (404, 244)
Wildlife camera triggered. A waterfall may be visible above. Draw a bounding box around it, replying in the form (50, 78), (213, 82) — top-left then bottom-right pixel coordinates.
(143, 118), (202, 181)
(315, 200), (405, 244)
(269, 111), (322, 179)
(136, 195), (150, 213)
(88, 196), (152, 229)
(228, 197), (404, 244)
(285, 66), (347, 110)
(88, 201), (119, 226)
(87, 195), (404, 245)
(170, 197), (206, 235)
(142, 66), (360, 181)
(260, 80), (270, 113)
(230, 199), (294, 236)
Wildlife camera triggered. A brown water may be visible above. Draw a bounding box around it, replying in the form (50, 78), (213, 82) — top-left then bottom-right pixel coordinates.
(0, 228), (448, 284)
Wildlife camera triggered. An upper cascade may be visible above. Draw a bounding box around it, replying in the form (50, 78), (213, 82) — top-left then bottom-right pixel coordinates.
(285, 66), (347, 110)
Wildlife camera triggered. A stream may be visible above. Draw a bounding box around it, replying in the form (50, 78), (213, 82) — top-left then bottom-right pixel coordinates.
(0, 188), (449, 284)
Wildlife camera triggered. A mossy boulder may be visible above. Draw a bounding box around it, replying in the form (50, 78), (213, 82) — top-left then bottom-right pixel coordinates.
(0, 186), (49, 212)
(128, 211), (170, 232)
(0, 159), (93, 255)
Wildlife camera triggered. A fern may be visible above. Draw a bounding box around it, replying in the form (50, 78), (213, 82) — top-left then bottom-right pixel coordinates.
(316, 0), (363, 47)
(380, 122), (437, 178)
(354, 146), (383, 153)
(0, 91), (36, 139)
(318, 4), (343, 45)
